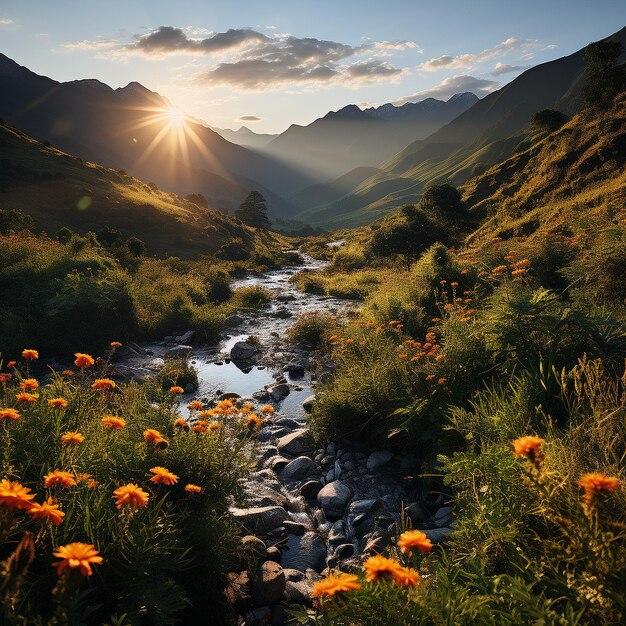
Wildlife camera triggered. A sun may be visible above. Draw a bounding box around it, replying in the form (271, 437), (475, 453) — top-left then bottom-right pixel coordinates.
(166, 106), (186, 127)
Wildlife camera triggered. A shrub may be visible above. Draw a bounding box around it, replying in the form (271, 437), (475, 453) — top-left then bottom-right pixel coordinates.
(287, 312), (339, 349)
(230, 285), (272, 310)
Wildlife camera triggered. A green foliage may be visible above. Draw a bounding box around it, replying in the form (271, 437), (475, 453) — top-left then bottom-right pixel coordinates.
(530, 109), (568, 134)
(230, 285), (272, 310)
(234, 191), (271, 230)
(287, 312), (339, 349)
(582, 40), (626, 111)
(0, 208), (34, 234)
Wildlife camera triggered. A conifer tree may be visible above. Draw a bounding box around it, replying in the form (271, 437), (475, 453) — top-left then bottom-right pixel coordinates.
(235, 191), (271, 229)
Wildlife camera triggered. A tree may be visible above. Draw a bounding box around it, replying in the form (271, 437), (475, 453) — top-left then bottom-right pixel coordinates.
(582, 40), (625, 111)
(0, 208), (34, 234)
(235, 191), (271, 230)
(530, 109), (568, 134)
(126, 236), (146, 256)
(419, 183), (465, 220)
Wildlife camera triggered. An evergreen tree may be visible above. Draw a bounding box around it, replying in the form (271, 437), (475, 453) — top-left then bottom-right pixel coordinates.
(235, 191), (271, 229)
(582, 40), (625, 111)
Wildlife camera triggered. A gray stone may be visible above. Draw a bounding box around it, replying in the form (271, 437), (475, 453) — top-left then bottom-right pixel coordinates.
(366, 450), (394, 471)
(231, 506), (288, 535)
(225, 571), (252, 614)
(224, 314), (245, 328)
(317, 481), (351, 519)
(434, 506), (453, 520)
(253, 390), (271, 401)
(231, 341), (257, 362)
(176, 330), (195, 344)
(284, 363), (305, 377)
(424, 527), (453, 543)
(277, 429), (314, 456)
(220, 391), (241, 400)
(281, 456), (317, 480)
(283, 579), (311, 604)
(283, 520), (307, 535)
(275, 417), (301, 429)
(325, 469), (335, 483)
(266, 546), (282, 563)
(184, 383), (195, 394)
(349, 499), (378, 516)
(300, 480), (323, 499)
(406, 502), (429, 524)
(268, 383), (290, 402)
(435, 514), (454, 528)
(252, 562), (286, 606)
(266, 456), (291, 472)
(334, 543), (355, 559)
(302, 395), (315, 413)
(163, 344), (192, 359)
(241, 535), (267, 565)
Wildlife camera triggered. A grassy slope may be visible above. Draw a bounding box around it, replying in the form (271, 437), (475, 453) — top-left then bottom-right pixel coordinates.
(0, 122), (289, 258)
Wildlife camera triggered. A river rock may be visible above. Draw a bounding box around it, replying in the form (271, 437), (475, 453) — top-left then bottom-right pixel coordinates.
(220, 391), (241, 400)
(284, 363), (305, 377)
(281, 456), (317, 480)
(317, 481), (351, 518)
(224, 314), (245, 328)
(405, 502), (429, 524)
(231, 341), (257, 362)
(225, 571), (253, 614)
(246, 606), (272, 625)
(302, 396), (315, 413)
(366, 450), (394, 471)
(266, 456), (290, 472)
(231, 506), (288, 535)
(299, 533), (328, 572)
(266, 546), (282, 563)
(425, 527), (453, 543)
(275, 417), (301, 429)
(283, 579), (312, 604)
(277, 429), (314, 456)
(283, 520), (307, 535)
(300, 480), (323, 499)
(163, 344), (192, 359)
(268, 383), (290, 402)
(241, 535), (267, 565)
(252, 562), (286, 606)
(434, 506), (453, 520)
(176, 330), (195, 344)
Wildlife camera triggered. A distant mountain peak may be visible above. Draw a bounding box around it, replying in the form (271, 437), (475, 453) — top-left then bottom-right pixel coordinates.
(69, 79), (113, 92)
(324, 104), (369, 121)
(447, 92), (480, 104)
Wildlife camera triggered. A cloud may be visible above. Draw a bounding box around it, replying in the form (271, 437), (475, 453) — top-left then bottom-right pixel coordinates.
(491, 62), (530, 76)
(62, 39), (119, 51)
(345, 60), (405, 80)
(0, 18), (14, 25)
(239, 115), (261, 121)
(419, 37), (540, 71)
(395, 74), (499, 105)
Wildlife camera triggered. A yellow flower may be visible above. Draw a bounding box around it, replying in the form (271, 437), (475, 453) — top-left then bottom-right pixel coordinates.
(102, 415), (126, 430)
(113, 483), (149, 509)
(246, 414), (263, 430)
(0, 479), (36, 510)
(61, 432), (84, 446)
(53, 542), (102, 577)
(91, 378), (116, 391)
(28, 497), (65, 525)
(311, 572), (361, 597)
(209, 422), (222, 432)
(22, 349), (39, 361)
(0, 408), (20, 421)
(184, 484), (202, 493)
(44, 470), (76, 488)
(579, 473), (621, 505)
(48, 398), (69, 409)
(19, 378), (39, 391)
(74, 353), (95, 368)
(149, 467), (179, 486)
(397, 530), (433, 554)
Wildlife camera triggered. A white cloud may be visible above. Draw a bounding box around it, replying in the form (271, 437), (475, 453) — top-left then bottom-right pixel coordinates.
(491, 62), (530, 76)
(395, 74), (499, 104)
(62, 39), (119, 51)
(0, 18), (14, 25)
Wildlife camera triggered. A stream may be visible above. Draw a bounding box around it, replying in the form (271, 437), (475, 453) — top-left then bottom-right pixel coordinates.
(113, 251), (453, 623)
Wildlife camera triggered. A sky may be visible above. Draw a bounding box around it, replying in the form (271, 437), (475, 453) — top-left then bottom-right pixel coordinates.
(1, 1), (625, 133)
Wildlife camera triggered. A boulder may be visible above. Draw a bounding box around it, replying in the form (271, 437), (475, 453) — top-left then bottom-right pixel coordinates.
(266, 456), (291, 472)
(225, 571), (252, 614)
(176, 330), (196, 344)
(240, 535), (267, 565)
(434, 506), (453, 520)
(405, 502), (429, 525)
(317, 481), (351, 518)
(302, 395), (315, 413)
(252, 561), (286, 606)
(300, 480), (323, 499)
(231, 341), (257, 362)
(277, 429), (314, 456)
(224, 314), (245, 328)
(283, 520), (307, 535)
(163, 344), (192, 359)
(246, 606), (272, 625)
(268, 383), (290, 402)
(231, 506), (288, 535)
(424, 527), (453, 543)
(283, 579), (312, 604)
(334, 543), (355, 560)
(280, 456), (317, 481)
(366, 450), (394, 471)
(220, 391), (241, 401)
(284, 363), (305, 378)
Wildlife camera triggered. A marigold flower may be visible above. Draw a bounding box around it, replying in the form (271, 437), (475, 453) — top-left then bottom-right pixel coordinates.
(28, 497), (65, 525)
(174, 418), (189, 431)
(512, 435), (545, 459)
(74, 353), (95, 368)
(0, 408), (20, 421)
(143, 429), (169, 449)
(209, 422), (222, 431)
(579, 473), (621, 505)
(460, 269), (469, 275)
(260, 405), (275, 414)
(184, 484), (202, 494)
(363, 555), (403, 583)
(187, 400), (203, 411)
(170, 386), (184, 394)
(19, 378), (39, 391)
(0, 479), (36, 510)
(44, 470), (76, 488)
(48, 397), (69, 409)
(0, 373), (11, 384)
(192, 421), (208, 434)
(7, 361), (16, 368)
(397, 529), (433, 554)
(61, 432), (84, 446)
(91, 378), (116, 391)
(102, 415), (126, 430)
(22, 349), (39, 361)
(61, 369), (75, 377)
(492, 265), (508, 274)
(393, 566), (420, 587)
(437, 377), (447, 385)
(512, 268), (529, 277)
(110, 341), (122, 348)
(246, 414), (263, 429)
(311, 572), (361, 597)
(149, 466), (179, 486)
(113, 483), (149, 509)
(53, 542), (102, 577)
(16, 392), (38, 403)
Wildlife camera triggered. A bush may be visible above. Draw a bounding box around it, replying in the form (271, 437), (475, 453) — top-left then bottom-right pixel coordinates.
(230, 285), (272, 310)
(287, 312), (339, 349)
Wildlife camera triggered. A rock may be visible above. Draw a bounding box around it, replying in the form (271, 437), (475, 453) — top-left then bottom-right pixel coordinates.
(113, 345), (140, 358)
(277, 429), (314, 456)
(434, 506), (453, 520)
(281, 456), (317, 481)
(317, 481), (351, 519)
(266, 456), (291, 472)
(268, 383), (290, 402)
(328, 520), (347, 546)
(334, 543), (355, 559)
(283, 568), (306, 582)
(424, 527), (453, 543)
(220, 391), (241, 400)
(252, 561), (286, 606)
(224, 314), (245, 328)
(225, 571), (252, 614)
(284, 363), (305, 378)
(326, 443), (336, 456)
(435, 513), (454, 528)
(231, 341), (257, 362)
(176, 330), (195, 344)
(231, 506), (288, 535)
(349, 499), (379, 516)
(283, 520), (307, 535)
(246, 606), (272, 625)
(283, 579), (311, 604)
(366, 450), (394, 471)
(275, 417), (301, 429)
(253, 390), (271, 402)
(266, 546), (282, 563)
(300, 480), (323, 499)
(325, 469), (335, 483)
(241, 535), (267, 565)
(302, 395), (315, 413)
(184, 383), (196, 394)
(276, 294), (297, 302)
(299, 533), (328, 572)
(163, 344), (192, 359)
(274, 308), (292, 319)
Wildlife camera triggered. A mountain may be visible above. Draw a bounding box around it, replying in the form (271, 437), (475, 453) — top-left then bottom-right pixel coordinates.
(300, 25), (626, 228)
(263, 93), (479, 181)
(0, 121), (286, 257)
(212, 126), (278, 150)
(0, 53), (312, 217)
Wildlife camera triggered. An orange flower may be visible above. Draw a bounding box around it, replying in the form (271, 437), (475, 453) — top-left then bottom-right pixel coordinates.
(143, 429), (169, 449)
(16, 392), (38, 404)
(513, 435), (545, 459)
(74, 353), (94, 368)
(61, 370), (75, 377)
(110, 341), (122, 348)
(22, 349), (39, 361)
(91, 378), (116, 391)
(187, 400), (203, 411)
(19, 378), (39, 391)
(149, 467), (179, 486)
(48, 397), (69, 409)
(53, 542), (102, 577)
(112, 483), (149, 509)
(61, 432), (84, 446)
(173, 418), (189, 431)
(7, 361), (16, 368)
(0, 479), (36, 510)
(102, 415), (126, 430)
(184, 484), (202, 493)
(492, 265), (508, 274)
(246, 414), (263, 429)
(579, 473), (621, 505)
(437, 377), (447, 385)
(28, 497), (65, 525)
(0, 373), (11, 384)
(209, 422), (222, 432)
(397, 530), (433, 554)
(363, 555), (403, 583)
(170, 386), (184, 394)
(393, 566), (420, 587)
(0, 408), (20, 421)
(311, 572), (361, 597)
(44, 470), (76, 488)
(192, 421), (208, 434)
